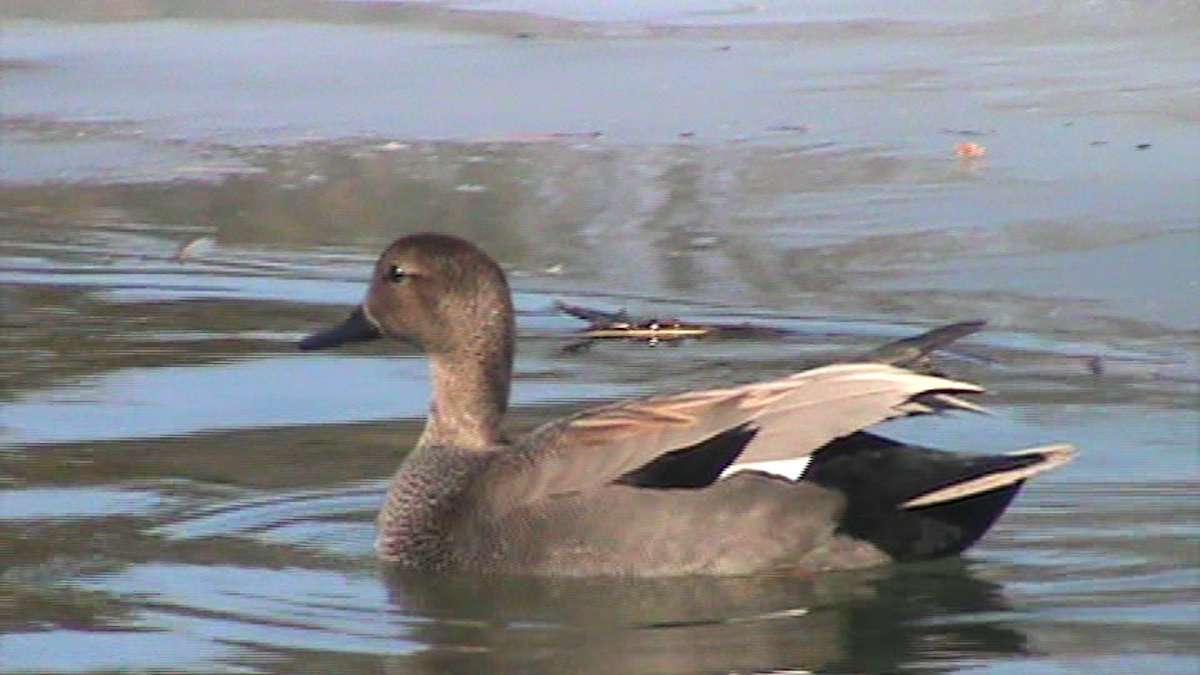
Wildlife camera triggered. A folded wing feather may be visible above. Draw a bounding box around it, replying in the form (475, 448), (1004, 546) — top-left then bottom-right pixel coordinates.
(481, 363), (984, 514)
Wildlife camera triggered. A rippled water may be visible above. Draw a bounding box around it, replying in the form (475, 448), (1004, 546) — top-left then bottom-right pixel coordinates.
(3, 1), (1199, 674)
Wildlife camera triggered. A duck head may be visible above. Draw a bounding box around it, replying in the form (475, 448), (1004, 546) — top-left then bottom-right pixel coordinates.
(299, 233), (515, 355)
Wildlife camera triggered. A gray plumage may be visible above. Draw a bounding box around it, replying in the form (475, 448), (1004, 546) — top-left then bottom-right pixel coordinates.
(300, 233), (1077, 576)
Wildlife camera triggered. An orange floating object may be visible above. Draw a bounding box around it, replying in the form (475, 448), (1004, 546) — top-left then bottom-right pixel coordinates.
(955, 142), (987, 158)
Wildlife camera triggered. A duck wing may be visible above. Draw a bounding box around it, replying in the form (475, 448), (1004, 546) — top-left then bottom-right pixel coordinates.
(480, 363), (984, 514)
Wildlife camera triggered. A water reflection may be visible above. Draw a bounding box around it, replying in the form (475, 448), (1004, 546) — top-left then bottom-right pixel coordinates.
(5, 555), (1029, 674)
(5, 137), (1195, 335)
(384, 563), (1029, 674)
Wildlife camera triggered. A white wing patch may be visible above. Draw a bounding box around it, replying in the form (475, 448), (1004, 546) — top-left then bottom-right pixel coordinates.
(720, 456), (814, 482)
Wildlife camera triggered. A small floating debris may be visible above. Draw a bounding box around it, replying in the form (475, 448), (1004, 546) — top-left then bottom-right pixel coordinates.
(764, 124), (813, 133)
(1135, 143), (1152, 150)
(556, 301), (784, 349)
(454, 184), (488, 193)
(954, 142), (987, 158)
(174, 236), (216, 264)
(940, 128), (995, 137)
(472, 131), (603, 143)
(558, 301), (713, 347)
(555, 303), (1196, 384)
(555, 301), (987, 372)
(685, 235), (720, 249)
(546, 131), (604, 139)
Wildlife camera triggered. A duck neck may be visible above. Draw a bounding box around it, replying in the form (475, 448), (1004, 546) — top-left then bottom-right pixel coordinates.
(421, 317), (514, 450)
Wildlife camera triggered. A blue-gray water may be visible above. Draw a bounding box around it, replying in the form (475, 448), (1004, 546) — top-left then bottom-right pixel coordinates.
(2, 2), (1198, 673)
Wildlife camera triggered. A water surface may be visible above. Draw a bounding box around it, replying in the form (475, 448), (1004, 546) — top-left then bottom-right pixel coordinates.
(2, 1), (1198, 673)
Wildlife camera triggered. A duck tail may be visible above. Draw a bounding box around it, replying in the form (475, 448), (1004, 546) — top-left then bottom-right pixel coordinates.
(901, 444), (1077, 508)
(803, 433), (1077, 561)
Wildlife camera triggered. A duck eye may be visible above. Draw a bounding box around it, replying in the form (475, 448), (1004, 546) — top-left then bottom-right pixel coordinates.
(384, 264), (408, 283)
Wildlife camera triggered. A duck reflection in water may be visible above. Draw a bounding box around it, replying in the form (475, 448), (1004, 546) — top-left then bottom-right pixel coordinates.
(380, 561), (1031, 675)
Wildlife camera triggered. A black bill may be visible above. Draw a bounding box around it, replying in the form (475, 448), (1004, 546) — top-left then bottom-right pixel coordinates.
(299, 306), (382, 351)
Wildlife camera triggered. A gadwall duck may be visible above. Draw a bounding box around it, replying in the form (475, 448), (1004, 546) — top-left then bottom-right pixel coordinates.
(300, 233), (1077, 575)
